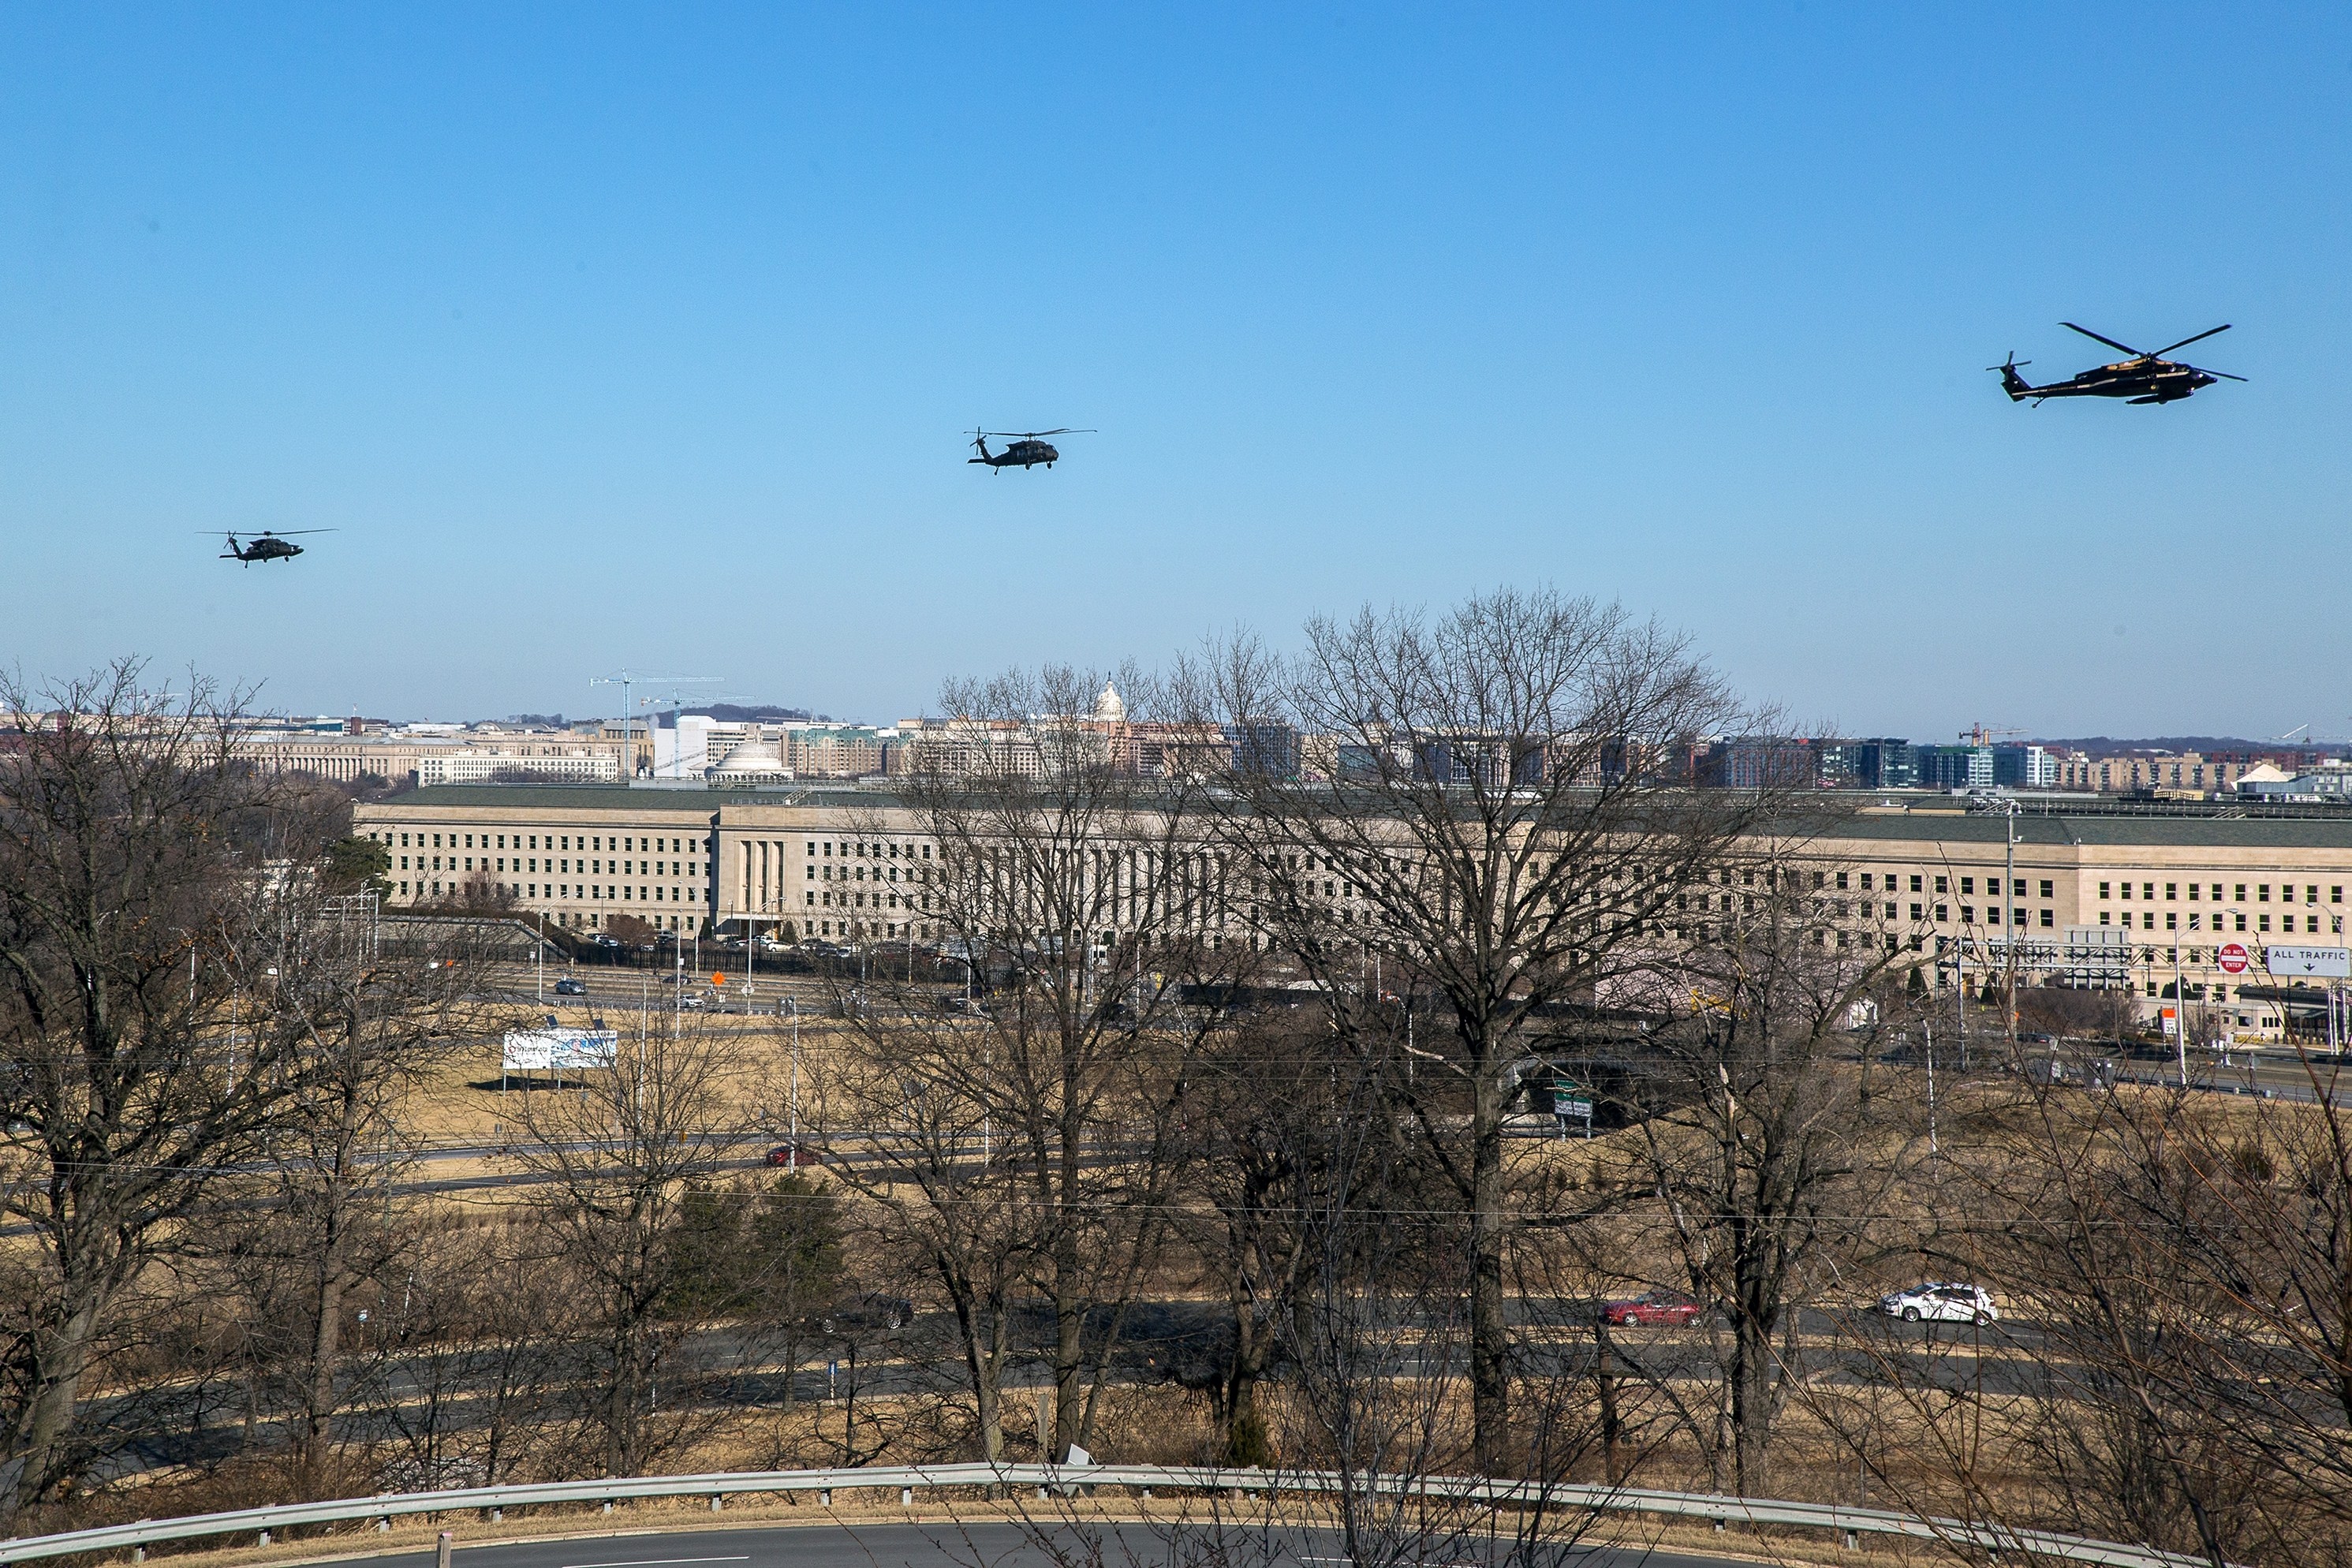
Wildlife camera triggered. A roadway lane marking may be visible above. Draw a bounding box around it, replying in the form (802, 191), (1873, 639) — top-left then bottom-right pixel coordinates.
(560, 1557), (751, 1567)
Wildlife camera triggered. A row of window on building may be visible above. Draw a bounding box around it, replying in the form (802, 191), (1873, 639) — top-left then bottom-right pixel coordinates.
(372, 828), (712, 854)
(2100, 908), (2340, 935)
(396, 879), (700, 909)
(399, 852), (702, 879)
(2100, 879), (2341, 904)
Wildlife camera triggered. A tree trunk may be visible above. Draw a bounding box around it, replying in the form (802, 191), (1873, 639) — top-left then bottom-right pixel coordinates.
(295, 1076), (367, 1500)
(1596, 1317), (1623, 1486)
(0, 1298), (103, 1529)
(950, 1286), (1008, 1462)
(1225, 1278), (1269, 1465)
(298, 1266), (351, 1498)
(1470, 1052), (1510, 1473)
(1729, 1298), (1775, 1495)
(1052, 1290), (1082, 1462)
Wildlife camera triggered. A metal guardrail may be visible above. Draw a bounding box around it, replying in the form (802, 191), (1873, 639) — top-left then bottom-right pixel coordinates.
(0, 1462), (2219, 1568)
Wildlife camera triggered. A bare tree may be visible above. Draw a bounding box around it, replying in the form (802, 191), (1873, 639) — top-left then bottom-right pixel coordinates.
(1939, 1073), (2352, 1568)
(1180, 588), (1775, 1471)
(1175, 1004), (1368, 1465)
(354, 1217), (581, 1490)
(1603, 862), (1916, 1496)
(1278, 1062), (1471, 1568)
(815, 1032), (1037, 1462)
(218, 861), (515, 1495)
(0, 661), (455, 1528)
(502, 1014), (748, 1477)
(826, 663), (1260, 1462)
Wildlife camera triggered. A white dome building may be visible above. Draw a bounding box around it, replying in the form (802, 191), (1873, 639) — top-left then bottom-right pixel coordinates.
(1092, 681), (1126, 724)
(708, 730), (791, 786)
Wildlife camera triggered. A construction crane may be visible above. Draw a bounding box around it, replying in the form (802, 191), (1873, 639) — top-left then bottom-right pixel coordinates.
(637, 678), (728, 777)
(592, 672), (724, 781)
(1961, 723), (2025, 747)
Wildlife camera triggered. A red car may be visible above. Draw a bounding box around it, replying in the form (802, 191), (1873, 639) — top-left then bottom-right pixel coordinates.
(1602, 1290), (1703, 1327)
(765, 1144), (823, 1169)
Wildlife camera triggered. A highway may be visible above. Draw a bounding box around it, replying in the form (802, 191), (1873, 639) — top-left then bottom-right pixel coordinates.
(342, 1518), (1762, 1568)
(78, 1290), (2059, 1488)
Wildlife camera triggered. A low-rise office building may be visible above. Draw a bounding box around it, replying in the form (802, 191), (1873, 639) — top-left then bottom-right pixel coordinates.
(352, 785), (2352, 1036)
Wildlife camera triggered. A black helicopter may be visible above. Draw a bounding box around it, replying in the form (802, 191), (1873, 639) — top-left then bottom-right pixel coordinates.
(1992, 323), (2244, 405)
(967, 428), (1092, 470)
(215, 529), (334, 565)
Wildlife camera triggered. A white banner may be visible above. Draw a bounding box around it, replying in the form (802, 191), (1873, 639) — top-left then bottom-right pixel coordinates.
(2265, 946), (2351, 979)
(502, 1029), (619, 1071)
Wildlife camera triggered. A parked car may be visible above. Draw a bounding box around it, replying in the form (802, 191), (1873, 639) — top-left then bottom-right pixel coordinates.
(1602, 1290), (1703, 1327)
(1879, 1282), (1997, 1325)
(822, 1291), (914, 1335)
(553, 976), (587, 996)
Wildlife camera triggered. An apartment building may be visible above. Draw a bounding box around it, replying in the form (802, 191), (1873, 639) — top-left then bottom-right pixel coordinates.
(2044, 749), (2278, 796)
(353, 786), (2352, 1035)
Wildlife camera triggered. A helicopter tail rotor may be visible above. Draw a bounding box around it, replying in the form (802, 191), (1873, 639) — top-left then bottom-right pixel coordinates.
(1986, 354), (2033, 401)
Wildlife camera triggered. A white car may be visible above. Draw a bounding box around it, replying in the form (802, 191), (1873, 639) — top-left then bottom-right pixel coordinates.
(1880, 1282), (1997, 1325)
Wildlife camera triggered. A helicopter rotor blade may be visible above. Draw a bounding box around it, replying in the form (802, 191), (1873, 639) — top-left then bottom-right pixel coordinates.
(2060, 323), (2148, 358)
(2148, 324), (2231, 359)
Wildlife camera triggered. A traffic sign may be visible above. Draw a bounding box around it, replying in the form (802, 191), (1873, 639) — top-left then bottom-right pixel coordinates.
(2218, 943), (2249, 974)
(2266, 945), (2351, 979)
(712, 973), (726, 985)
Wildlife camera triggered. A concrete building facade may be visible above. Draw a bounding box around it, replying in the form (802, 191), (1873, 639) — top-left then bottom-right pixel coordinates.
(353, 785), (2352, 1037)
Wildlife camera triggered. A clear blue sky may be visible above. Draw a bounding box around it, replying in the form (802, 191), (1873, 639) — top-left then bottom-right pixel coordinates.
(4, 6), (2346, 739)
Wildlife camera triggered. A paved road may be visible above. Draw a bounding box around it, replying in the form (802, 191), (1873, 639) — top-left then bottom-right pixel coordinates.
(342, 1519), (1759, 1568)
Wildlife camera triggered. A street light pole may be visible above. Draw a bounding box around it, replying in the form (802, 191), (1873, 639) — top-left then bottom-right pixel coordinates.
(2003, 801), (2021, 1059)
(2176, 943), (2191, 1088)
(1954, 931), (1966, 1072)
(787, 996), (801, 1161)
(1924, 1020), (1939, 1161)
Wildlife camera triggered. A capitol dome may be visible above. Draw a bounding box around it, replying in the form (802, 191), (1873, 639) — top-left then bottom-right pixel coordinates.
(1092, 681), (1126, 723)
